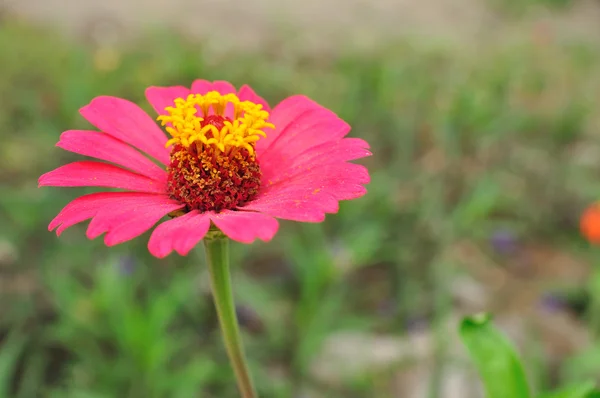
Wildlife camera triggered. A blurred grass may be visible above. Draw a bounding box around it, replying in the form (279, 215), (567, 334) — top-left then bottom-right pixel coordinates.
(492, 0), (573, 15)
(1, 16), (600, 397)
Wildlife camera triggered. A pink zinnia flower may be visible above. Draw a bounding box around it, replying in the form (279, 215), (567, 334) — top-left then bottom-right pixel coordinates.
(39, 80), (371, 258)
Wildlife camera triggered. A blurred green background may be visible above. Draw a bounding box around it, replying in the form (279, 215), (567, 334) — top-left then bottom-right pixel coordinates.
(2, 0), (600, 396)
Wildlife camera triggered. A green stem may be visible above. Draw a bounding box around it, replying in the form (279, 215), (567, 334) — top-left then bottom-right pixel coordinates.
(203, 237), (257, 398)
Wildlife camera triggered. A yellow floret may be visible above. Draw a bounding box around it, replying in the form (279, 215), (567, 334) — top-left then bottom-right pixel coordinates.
(157, 91), (274, 156)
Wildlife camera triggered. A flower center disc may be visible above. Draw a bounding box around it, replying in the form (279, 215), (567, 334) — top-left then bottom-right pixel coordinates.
(157, 92), (274, 212)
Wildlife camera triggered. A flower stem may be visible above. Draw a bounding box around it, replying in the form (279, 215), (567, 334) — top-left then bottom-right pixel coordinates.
(203, 237), (257, 398)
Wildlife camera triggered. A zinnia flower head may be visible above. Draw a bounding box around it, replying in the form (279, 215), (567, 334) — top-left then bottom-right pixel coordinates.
(39, 80), (371, 258)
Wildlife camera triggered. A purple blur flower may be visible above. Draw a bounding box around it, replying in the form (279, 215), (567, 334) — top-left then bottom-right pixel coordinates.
(490, 229), (518, 255)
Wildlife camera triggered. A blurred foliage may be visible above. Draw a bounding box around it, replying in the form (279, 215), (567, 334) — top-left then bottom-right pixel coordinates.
(1, 16), (600, 397)
(460, 314), (531, 398)
(460, 314), (599, 398)
(492, 0), (573, 15)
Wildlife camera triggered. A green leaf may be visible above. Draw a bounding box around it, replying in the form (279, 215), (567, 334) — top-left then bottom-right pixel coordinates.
(537, 381), (598, 398)
(0, 331), (28, 397)
(459, 313), (531, 398)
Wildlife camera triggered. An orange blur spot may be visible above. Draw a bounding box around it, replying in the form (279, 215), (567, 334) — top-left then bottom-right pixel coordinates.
(580, 203), (600, 244)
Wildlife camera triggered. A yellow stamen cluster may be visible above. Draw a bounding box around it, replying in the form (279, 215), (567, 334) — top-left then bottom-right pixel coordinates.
(157, 91), (274, 156)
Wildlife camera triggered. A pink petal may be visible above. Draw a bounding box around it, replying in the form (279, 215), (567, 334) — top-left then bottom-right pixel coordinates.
(262, 163), (370, 199)
(255, 96), (310, 156)
(256, 97), (350, 175)
(242, 195), (330, 223)
(190, 80), (212, 95)
(38, 161), (167, 193)
(190, 80), (237, 95)
(48, 192), (171, 235)
(212, 81), (237, 95)
(242, 163), (369, 222)
(80, 96), (170, 165)
(249, 95), (370, 220)
(296, 138), (371, 164)
(261, 137), (371, 183)
(260, 114), (349, 164)
(261, 182), (367, 202)
(210, 210), (278, 244)
(85, 196), (184, 245)
(256, 95), (346, 155)
(145, 86), (191, 116)
(56, 130), (167, 181)
(103, 203), (185, 246)
(246, 179), (341, 214)
(147, 210), (211, 258)
(84, 194), (180, 237)
(237, 84), (271, 112)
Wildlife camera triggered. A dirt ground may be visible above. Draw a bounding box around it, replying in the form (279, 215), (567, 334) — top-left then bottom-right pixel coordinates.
(4, 0), (600, 50)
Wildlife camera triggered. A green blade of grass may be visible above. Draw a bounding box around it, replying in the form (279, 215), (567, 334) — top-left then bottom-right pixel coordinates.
(0, 331), (28, 397)
(459, 313), (531, 398)
(537, 381), (598, 398)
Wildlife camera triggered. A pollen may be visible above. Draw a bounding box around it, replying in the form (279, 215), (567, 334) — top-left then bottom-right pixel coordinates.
(160, 92), (272, 212)
(157, 91), (274, 156)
